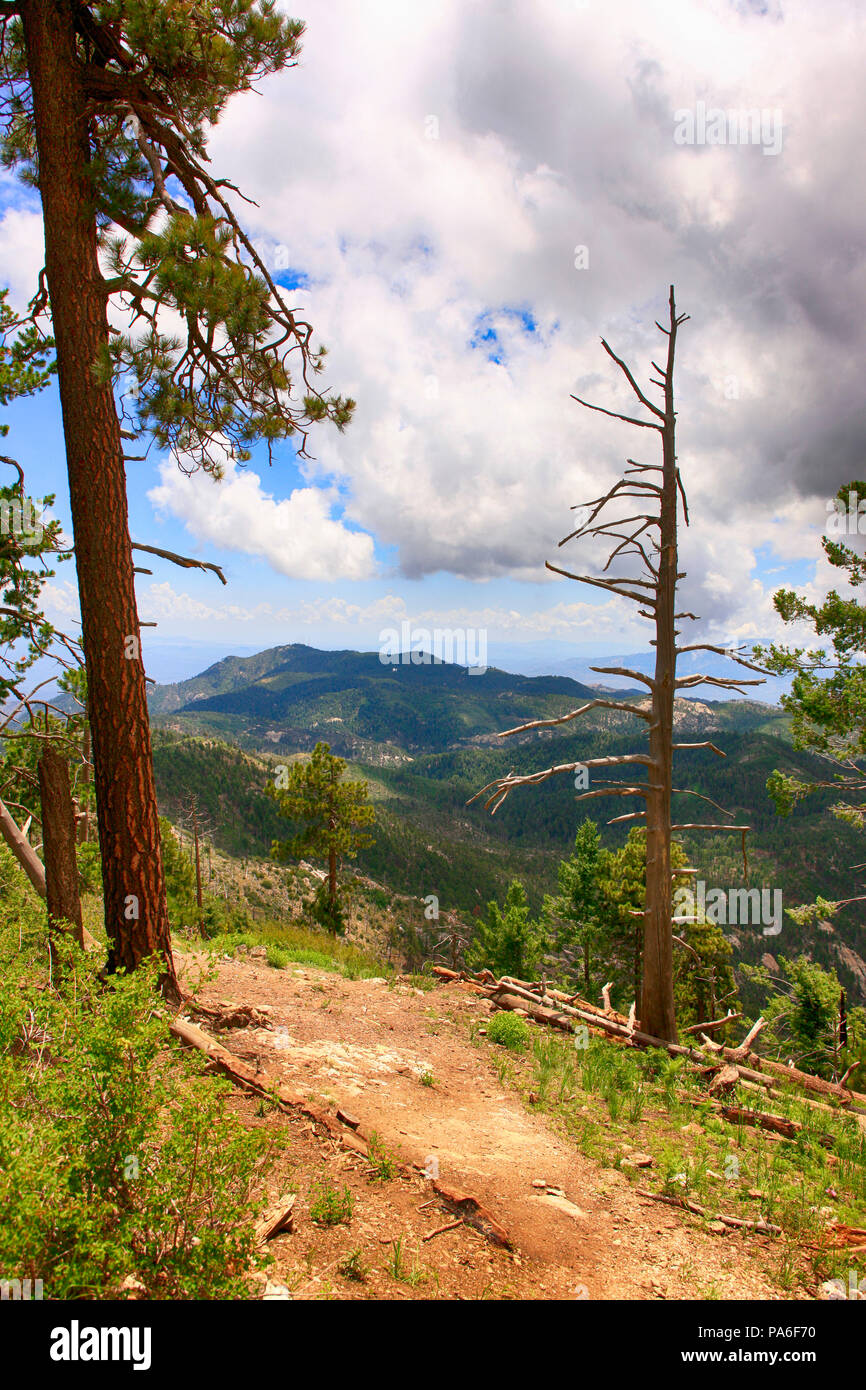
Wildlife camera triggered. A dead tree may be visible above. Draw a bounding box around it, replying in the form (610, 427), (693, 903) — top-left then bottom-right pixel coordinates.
(430, 909), (473, 973)
(179, 795), (214, 936)
(37, 743), (84, 965)
(470, 287), (766, 1042)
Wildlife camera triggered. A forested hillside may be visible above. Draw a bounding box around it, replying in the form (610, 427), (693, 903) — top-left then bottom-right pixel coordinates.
(148, 643), (866, 1010)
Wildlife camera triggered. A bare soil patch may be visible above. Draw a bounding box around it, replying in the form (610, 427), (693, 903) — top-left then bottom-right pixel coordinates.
(178, 950), (802, 1300)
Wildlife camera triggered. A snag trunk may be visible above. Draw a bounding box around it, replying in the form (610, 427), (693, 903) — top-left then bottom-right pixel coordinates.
(641, 297), (681, 1043)
(37, 744), (84, 963)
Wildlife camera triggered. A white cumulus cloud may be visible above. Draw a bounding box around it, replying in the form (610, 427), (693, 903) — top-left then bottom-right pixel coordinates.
(147, 458), (376, 582)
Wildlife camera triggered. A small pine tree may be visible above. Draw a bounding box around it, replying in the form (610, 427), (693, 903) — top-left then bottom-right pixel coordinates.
(543, 818), (603, 994)
(268, 743), (375, 934)
(468, 879), (547, 980)
(744, 954), (866, 1080)
(672, 916), (738, 1033)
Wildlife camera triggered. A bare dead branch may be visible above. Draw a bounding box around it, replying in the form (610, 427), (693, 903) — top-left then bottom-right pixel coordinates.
(131, 542), (227, 585)
(499, 698), (651, 737)
(599, 337), (666, 419)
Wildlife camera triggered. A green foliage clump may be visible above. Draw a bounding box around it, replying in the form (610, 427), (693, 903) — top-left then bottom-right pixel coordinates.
(308, 1174), (353, 1226)
(309, 875), (347, 935)
(486, 1011), (530, 1051)
(0, 278), (63, 704)
(0, 877), (276, 1298)
(743, 953), (866, 1082)
(366, 1132), (397, 1182)
(467, 879), (547, 979)
(265, 941), (289, 969)
(543, 818), (603, 992)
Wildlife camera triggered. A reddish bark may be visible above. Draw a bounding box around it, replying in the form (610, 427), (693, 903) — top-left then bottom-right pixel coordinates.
(21, 0), (178, 1000)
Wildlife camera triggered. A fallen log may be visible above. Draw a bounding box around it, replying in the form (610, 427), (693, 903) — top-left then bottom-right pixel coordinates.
(492, 982), (698, 1056)
(708, 1065), (740, 1097)
(736, 1075), (857, 1122)
(431, 965), (496, 994)
(636, 1187), (781, 1236)
(169, 1015), (369, 1156)
(719, 1105), (801, 1140)
(683, 1012), (743, 1036)
(189, 999), (273, 1032)
(485, 979), (866, 1112)
(750, 1054), (866, 1106)
(493, 991), (578, 1034)
(725, 1017), (767, 1063)
(0, 795), (49, 900)
(255, 1195), (296, 1244)
(499, 975), (630, 1025)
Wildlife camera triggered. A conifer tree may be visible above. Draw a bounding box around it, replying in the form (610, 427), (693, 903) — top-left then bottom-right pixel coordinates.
(1, 284), (58, 702)
(543, 818), (603, 994)
(269, 742), (374, 933)
(0, 3), (354, 996)
(757, 480), (866, 931)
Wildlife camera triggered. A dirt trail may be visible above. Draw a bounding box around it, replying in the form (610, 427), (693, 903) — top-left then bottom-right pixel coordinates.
(180, 951), (792, 1300)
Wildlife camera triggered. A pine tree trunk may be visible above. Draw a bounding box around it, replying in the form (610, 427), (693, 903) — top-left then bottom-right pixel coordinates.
(328, 843), (337, 916)
(21, 0), (178, 1001)
(80, 724), (91, 842)
(37, 743), (84, 966)
(192, 807), (204, 934)
(328, 762), (337, 923)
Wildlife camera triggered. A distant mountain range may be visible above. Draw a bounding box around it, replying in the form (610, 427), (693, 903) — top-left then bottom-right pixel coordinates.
(148, 642), (617, 755)
(147, 643), (866, 1008)
(147, 641), (781, 758)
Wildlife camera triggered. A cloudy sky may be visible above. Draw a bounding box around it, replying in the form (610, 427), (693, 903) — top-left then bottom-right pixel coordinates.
(2, 0), (863, 684)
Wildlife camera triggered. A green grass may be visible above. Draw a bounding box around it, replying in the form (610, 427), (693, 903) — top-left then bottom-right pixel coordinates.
(387, 1235), (429, 1287)
(339, 1248), (369, 1282)
(206, 918), (392, 982)
(489, 1021), (866, 1294)
(406, 972), (437, 992)
(266, 941), (290, 969)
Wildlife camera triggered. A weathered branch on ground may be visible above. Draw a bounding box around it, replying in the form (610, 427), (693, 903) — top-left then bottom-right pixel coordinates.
(635, 1187), (781, 1236)
(422, 1218), (463, 1242)
(255, 1195), (296, 1244)
(683, 1012), (742, 1035)
(169, 1015), (370, 1156)
(429, 1180), (511, 1248)
(718, 1105), (802, 1140)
